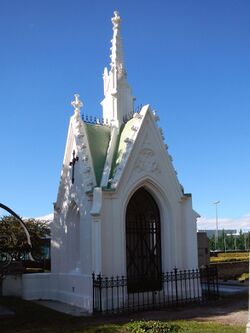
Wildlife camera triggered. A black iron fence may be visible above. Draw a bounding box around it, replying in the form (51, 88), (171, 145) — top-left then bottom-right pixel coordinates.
(92, 267), (219, 314)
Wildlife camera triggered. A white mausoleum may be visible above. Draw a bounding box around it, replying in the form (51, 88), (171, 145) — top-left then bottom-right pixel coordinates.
(22, 11), (199, 313)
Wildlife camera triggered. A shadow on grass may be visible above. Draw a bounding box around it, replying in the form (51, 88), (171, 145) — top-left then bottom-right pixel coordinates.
(0, 295), (247, 333)
(0, 296), (91, 333)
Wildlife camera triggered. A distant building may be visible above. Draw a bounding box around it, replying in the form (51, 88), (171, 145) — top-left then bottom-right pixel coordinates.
(197, 232), (209, 266)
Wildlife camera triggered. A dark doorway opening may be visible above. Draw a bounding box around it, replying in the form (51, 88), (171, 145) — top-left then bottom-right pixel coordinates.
(126, 188), (162, 293)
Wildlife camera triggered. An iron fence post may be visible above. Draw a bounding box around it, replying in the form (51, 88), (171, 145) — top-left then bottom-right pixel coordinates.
(92, 272), (95, 313)
(98, 274), (102, 313)
(215, 266), (219, 298)
(206, 266), (210, 298)
(174, 267), (178, 304)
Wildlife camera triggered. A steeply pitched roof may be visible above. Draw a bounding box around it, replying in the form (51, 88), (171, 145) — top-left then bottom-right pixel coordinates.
(110, 117), (136, 178)
(85, 123), (111, 186)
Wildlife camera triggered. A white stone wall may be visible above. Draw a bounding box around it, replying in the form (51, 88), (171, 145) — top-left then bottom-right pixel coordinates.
(21, 273), (92, 312)
(2, 274), (22, 297)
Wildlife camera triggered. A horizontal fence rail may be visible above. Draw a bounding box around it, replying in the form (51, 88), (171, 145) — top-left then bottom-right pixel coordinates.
(92, 267), (219, 314)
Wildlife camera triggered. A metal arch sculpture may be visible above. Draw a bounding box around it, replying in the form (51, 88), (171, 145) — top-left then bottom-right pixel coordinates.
(0, 203), (34, 272)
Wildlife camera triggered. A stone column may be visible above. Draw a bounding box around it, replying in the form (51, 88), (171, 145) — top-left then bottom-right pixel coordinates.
(90, 187), (103, 274)
(91, 218), (102, 273)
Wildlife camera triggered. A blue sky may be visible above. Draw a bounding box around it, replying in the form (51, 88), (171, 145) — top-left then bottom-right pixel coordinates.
(0, 1), (249, 230)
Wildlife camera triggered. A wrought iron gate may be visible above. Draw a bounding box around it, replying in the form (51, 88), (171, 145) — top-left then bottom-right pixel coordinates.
(126, 188), (162, 293)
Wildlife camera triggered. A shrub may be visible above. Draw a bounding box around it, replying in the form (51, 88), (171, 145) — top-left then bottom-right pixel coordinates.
(125, 321), (181, 333)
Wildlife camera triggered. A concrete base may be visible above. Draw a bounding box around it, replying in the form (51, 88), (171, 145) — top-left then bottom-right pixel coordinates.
(1, 273), (93, 314)
(247, 322), (250, 333)
(2, 274), (22, 297)
(22, 273), (93, 313)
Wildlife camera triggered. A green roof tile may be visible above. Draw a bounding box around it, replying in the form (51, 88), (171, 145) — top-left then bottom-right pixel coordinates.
(85, 123), (111, 186)
(109, 117), (138, 184)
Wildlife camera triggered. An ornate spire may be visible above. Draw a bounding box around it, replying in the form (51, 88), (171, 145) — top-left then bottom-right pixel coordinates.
(71, 94), (83, 116)
(110, 11), (126, 77)
(101, 11), (134, 128)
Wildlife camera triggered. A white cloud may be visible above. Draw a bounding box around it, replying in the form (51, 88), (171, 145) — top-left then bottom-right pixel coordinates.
(34, 213), (54, 225)
(35, 213), (53, 221)
(197, 213), (250, 231)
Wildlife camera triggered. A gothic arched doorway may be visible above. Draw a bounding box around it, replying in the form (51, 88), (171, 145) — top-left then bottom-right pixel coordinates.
(126, 187), (162, 293)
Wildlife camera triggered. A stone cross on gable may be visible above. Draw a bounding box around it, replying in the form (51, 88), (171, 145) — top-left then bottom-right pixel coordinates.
(71, 94), (83, 115)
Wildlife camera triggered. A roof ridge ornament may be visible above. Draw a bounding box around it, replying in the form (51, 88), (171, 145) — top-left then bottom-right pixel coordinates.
(111, 10), (121, 29)
(71, 94), (83, 116)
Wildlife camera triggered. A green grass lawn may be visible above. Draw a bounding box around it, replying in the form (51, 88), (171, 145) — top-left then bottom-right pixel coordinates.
(0, 296), (245, 333)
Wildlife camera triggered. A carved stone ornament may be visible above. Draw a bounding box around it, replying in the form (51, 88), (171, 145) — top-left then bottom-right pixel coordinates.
(133, 113), (143, 119)
(71, 94), (83, 115)
(111, 11), (121, 29)
(135, 148), (161, 174)
(53, 202), (61, 213)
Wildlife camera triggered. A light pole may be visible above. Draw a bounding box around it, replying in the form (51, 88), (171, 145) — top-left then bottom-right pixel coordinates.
(213, 201), (220, 250)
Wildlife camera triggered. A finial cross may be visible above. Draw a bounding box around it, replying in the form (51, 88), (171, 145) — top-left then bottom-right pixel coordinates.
(111, 10), (121, 29)
(71, 94), (83, 114)
(69, 150), (79, 184)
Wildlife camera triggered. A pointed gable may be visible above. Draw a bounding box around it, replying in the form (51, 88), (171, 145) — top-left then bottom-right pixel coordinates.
(108, 105), (183, 199)
(109, 113), (142, 188)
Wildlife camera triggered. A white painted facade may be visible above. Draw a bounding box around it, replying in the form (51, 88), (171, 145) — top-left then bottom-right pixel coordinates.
(22, 11), (199, 313)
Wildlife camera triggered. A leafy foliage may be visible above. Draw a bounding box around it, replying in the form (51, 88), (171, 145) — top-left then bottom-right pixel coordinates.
(0, 215), (50, 261)
(125, 321), (181, 333)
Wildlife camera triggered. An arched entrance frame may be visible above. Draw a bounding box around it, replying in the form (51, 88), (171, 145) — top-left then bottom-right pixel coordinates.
(120, 177), (175, 277)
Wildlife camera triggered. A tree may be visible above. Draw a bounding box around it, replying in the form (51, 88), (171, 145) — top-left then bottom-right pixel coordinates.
(238, 230), (245, 250)
(0, 215), (50, 262)
(209, 234), (215, 251)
